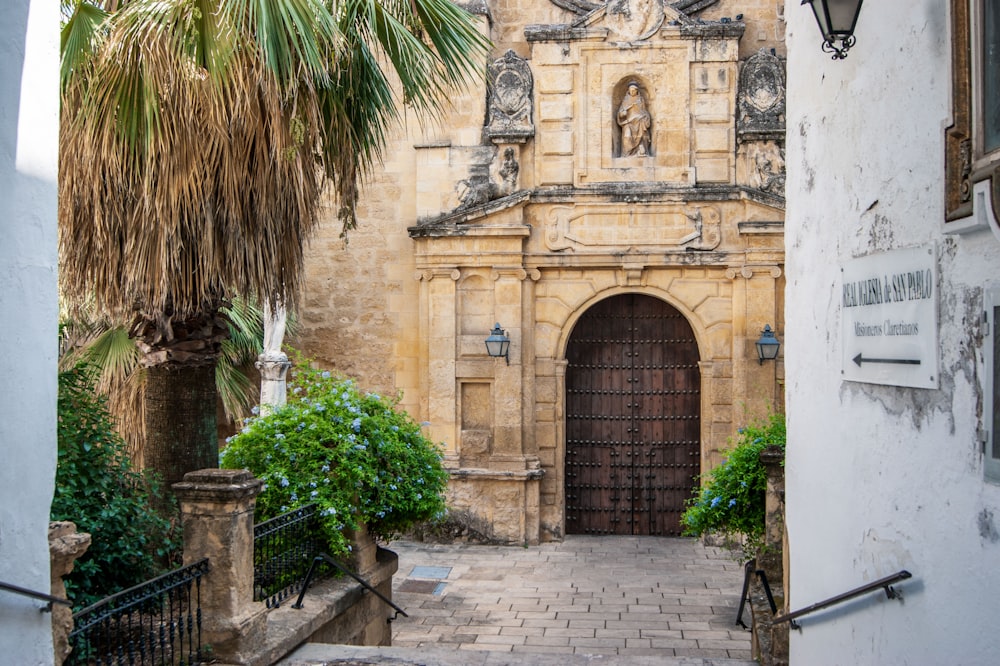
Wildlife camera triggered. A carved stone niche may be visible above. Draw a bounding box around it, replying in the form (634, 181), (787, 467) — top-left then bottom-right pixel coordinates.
(738, 49), (786, 143)
(486, 50), (535, 144)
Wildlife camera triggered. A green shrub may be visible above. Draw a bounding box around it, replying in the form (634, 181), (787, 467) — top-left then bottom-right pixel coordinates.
(52, 365), (179, 609)
(681, 411), (785, 560)
(220, 354), (449, 556)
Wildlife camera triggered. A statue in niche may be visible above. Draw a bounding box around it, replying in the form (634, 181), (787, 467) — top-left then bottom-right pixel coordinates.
(616, 82), (652, 157)
(498, 147), (519, 195)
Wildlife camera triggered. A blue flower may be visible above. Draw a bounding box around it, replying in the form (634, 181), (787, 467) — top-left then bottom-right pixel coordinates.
(279, 477), (290, 487)
(729, 498), (737, 507)
(322, 371), (331, 379)
(352, 417), (362, 432)
(276, 433), (285, 439)
(710, 496), (721, 508)
(321, 464), (330, 473)
(251, 405), (260, 415)
(315, 404), (326, 412)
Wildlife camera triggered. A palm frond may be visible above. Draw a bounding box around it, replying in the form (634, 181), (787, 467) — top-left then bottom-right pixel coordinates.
(60, 2), (109, 92)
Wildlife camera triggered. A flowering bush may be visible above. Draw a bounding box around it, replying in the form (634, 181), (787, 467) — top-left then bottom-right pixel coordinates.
(681, 411), (785, 560)
(220, 355), (448, 556)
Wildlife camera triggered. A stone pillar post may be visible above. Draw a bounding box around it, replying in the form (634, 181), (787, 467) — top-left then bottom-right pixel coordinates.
(49, 521), (91, 665)
(754, 445), (788, 666)
(172, 469), (267, 665)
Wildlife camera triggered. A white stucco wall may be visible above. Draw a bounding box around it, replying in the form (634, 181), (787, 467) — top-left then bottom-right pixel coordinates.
(785, 1), (1000, 663)
(0, 1), (59, 663)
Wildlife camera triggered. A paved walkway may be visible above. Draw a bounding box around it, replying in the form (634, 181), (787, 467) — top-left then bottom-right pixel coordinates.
(279, 535), (754, 665)
(389, 535), (751, 660)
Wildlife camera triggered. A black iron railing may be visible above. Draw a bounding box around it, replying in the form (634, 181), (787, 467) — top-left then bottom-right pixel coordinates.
(292, 553), (407, 623)
(66, 558), (209, 666)
(0, 579), (73, 612)
(772, 570), (912, 628)
(253, 503), (332, 608)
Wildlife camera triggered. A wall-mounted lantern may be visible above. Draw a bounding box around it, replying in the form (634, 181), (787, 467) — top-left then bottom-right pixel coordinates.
(802, 0), (864, 60)
(756, 325), (781, 365)
(485, 323), (511, 365)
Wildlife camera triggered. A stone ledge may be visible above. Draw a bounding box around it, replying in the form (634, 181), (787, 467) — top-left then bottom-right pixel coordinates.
(215, 547), (398, 666)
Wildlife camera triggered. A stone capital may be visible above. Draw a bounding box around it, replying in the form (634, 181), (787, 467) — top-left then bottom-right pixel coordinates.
(173, 468), (263, 506)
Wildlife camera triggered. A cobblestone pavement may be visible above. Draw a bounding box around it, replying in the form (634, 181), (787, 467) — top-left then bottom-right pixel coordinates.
(387, 535), (752, 661)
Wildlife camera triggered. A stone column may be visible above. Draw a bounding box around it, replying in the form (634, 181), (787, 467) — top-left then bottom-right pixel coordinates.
(256, 352), (291, 416)
(172, 469), (267, 665)
(49, 521), (91, 666)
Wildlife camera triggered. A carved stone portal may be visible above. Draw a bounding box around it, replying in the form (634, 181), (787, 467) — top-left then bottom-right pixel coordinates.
(487, 50), (534, 143)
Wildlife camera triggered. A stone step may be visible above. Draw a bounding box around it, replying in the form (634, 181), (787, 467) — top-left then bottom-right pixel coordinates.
(278, 642), (757, 666)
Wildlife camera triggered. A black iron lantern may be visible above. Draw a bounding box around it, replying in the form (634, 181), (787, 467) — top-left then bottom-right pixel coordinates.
(485, 322), (511, 364)
(802, 0), (864, 60)
(756, 325), (781, 365)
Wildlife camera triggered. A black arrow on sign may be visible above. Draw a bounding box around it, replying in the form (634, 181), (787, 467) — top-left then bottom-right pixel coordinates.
(852, 353), (921, 368)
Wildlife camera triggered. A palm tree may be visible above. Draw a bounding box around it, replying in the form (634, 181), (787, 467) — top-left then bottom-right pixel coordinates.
(59, 0), (489, 488)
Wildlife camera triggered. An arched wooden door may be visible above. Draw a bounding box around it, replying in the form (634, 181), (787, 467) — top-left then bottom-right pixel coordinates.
(565, 294), (701, 536)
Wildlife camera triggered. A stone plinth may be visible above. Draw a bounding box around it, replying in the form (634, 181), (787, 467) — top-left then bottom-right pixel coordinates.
(173, 469), (267, 665)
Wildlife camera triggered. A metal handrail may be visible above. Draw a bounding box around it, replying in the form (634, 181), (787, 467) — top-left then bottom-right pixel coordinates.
(292, 553), (408, 623)
(0, 580), (73, 613)
(772, 570), (912, 628)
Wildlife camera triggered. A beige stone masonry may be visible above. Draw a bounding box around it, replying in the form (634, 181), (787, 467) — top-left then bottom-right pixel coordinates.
(173, 469), (267, 665)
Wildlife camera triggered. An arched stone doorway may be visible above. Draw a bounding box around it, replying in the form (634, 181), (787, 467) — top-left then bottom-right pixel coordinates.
(564, 293), (701, 536)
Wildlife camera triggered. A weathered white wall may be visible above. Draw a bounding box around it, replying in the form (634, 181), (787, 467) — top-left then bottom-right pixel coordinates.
(0, 0), (59, 662)
(786, 1), (1000, 663)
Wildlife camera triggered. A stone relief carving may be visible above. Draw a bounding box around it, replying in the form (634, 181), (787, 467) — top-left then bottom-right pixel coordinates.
(455, 147), (521, 209)
(457, 174), (499, 209)
(607, 0), (665, 42)
(486, 50), (535, 143)
(498, 147), (520, 195)
(738, 49), (786, 138)
(679, 206), (721, 250)
(543, 205), (719, 251)
(745, 143), (785, 196)
(616, 82), (653, 157)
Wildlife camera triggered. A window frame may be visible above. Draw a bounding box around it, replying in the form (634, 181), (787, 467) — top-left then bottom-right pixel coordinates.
(971, 0), (1000, 169)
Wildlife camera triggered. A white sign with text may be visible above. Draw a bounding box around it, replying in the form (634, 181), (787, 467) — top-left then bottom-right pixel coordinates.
(841, 245), (938, 389)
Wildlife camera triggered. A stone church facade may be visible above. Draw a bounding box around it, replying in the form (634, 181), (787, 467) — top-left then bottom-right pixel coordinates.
(298, 0), (786, 544)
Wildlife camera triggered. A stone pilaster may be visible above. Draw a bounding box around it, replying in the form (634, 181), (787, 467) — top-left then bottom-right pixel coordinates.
(49, 521), (91, 665)
(172, 469), (267, 665)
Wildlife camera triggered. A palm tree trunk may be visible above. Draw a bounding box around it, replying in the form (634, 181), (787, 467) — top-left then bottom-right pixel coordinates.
(143, 362), (218, 490)
(135, 309), (228, 491)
